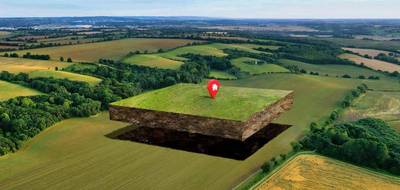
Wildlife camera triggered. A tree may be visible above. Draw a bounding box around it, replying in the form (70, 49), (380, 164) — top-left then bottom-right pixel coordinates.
(67, 58), (72, 62)
(60, 57), (64, 62)
(0, 113), (10, 125)
(4, 53), (9, 57)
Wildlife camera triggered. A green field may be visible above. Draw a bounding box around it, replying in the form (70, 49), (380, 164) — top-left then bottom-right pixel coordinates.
(13, 38), (197, 62)
(0, 74), (363, 189)
(0, 80), (42, 101)
(341, 91), (400, 130)
(122, 43), (277, 69)
(1, 74), (398, 189)
(111, 83), (291, 121)
(209, 70), (237, 80)
(279, 58), (388, 78)
(29, 70), (102, 85)
(232, 57), (289, 74)
(0, 57), (101, 84)
(122, 54), (183, 69)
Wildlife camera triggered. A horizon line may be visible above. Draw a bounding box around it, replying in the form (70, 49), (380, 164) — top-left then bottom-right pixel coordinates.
(0, 16), (400, 20)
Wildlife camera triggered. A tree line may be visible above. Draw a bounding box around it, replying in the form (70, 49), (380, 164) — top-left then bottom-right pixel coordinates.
(0, 55), (213, 156)
(0, 72), (101, 155)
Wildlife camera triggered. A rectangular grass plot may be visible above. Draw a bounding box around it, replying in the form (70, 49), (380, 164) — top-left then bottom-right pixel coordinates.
(109, 84), (293, 141)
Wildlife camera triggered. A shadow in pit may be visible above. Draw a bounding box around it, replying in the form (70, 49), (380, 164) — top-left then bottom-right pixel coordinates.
(106, 123), (291, 160)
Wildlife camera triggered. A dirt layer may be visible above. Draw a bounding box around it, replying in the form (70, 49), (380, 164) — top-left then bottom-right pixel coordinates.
(106, 123), (291, 160)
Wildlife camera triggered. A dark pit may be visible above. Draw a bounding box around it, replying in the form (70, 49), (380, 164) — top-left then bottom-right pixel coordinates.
(106, 123), (291, 160)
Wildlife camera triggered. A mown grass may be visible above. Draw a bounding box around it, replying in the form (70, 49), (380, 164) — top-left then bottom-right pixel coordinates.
(232, 57), (289, 74)
(122, 54), (183, 69)
(13, 38), (197, 62)
(0, 80), (42, 101)
(208, 70), (237, 80)
(111, 83), (291, 121)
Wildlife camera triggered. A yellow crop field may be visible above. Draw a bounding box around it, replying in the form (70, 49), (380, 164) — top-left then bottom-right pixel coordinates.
(256, 154), (400, 190)
(343, 47), (392, 57)
(0, 57), (69, 73)
(339, 53), (400, 73)
(29, 70), (102, 85)
(13, 38), (198, 62)
(0, 57), (101, 84)
(0, 80), (42, 101)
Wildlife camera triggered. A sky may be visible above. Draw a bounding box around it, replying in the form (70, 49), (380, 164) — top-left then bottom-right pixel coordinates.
(0, 0), (399, 18)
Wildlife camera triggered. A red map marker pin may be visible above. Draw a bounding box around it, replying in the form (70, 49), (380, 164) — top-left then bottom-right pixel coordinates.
(207, 79), (220, 99)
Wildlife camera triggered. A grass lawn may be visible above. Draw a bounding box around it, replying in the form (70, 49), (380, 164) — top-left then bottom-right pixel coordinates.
(122, 43), (277, 69)
(279, 58), (388, 78)
(209, 70), (237, 80)
(255, 154), (400, 190)
(111, 83), (291, 121)
(232, 57), (289, 74)
(12, 38), (197, 62)
(29, 70), (102, 85)
(339, 53), (400, 73)
(121, 54), (183, 69)
(0, 80), (42, 101)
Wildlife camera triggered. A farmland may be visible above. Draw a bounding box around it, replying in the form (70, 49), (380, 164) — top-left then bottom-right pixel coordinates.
(255, 154), (400, 190)
(0, 57), (68, 73)
(319, 37), (400, 52)
(341, 91), (400, 129)
(342, 47), (392, 57)
(209, 70), (237, 80)
(0, 57), (101, 84)
(13, 38), (198, 62)
(0, 80), (42, 101)
(0, 31), (11, 38)
(29, 70), (102, 85)
(278, 58), (387, 78)
(122, 43), (278, 69)
(232, 57), (289, 74)
(339, 53), (400, 72)
(0, 74), (368, 189)
(1, 17), (400, 190)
